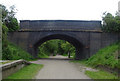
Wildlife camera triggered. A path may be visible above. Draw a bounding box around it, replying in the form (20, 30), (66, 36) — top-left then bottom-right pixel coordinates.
(31, 55), (90, 79)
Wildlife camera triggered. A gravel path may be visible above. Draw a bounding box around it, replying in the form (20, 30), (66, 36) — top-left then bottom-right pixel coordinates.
(31, 56), (91, 79)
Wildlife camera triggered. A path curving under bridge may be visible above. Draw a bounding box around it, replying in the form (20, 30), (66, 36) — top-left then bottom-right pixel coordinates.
(31, 55), (91, 79)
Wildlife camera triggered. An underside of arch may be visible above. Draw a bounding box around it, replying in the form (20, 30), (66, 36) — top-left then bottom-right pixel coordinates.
(33, 34), (84, 59)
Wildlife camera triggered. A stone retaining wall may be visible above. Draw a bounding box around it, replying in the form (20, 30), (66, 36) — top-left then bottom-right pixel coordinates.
(0, 60), (31, 79)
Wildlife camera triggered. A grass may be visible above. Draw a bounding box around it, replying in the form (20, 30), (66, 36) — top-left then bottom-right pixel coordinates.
(71, 60), (119, 79)
(86, 41), (120, 69)
(1, 60), (14, 64)
(85, 70), (118, 80)
(27, 59), (38, 61)
(70, 41), (120, 79)
(70, 60), (86, 64)
(62, 54), (68, 56)
(38, 53), (49, 58)
(5, 63), (43, 79)
(2, 41), (33, 60)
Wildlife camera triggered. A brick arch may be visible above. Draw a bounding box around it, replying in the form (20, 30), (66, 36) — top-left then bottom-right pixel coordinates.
(33, 34), (84, 59)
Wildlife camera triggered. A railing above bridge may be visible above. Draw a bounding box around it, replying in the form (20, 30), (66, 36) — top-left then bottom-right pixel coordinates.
(20, 20), (102, 31)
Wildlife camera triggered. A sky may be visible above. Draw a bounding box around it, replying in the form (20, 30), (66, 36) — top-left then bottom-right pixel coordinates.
(0, 0), (120, 21)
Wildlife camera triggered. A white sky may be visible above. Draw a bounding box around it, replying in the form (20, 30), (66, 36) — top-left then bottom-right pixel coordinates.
(0, 0), (120, 21)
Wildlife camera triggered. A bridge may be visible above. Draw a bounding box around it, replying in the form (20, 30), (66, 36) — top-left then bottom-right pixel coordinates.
(8, 20), (119, 59)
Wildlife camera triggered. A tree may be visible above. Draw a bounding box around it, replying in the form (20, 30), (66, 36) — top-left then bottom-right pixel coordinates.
(38, 39), (76, 58)
(61, 41), (75, 55)
(102, 12), (120, 33)
(5, 17), (19, 31)
(1, 4), (19, 31)
(1, 4), (19, 59)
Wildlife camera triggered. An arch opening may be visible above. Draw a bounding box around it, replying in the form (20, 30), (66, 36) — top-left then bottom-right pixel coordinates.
(37, 39), (76, 59)
(33, 34), (84, 59)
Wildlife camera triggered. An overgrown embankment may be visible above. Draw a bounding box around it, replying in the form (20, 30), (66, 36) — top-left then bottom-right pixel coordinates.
(72, 41), (120, 79)
(2, 42), (33, 60)
(1, 4), (33, 60)
(85, 41), (120, 70)
(84, 41), (120, 79)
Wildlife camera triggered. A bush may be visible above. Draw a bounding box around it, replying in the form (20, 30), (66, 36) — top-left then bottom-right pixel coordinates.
(86, 41), (120, 69)
(102, 12), (120, 33)
(6, 17), (19, 31)
(38, 40), (76, 58)
(2, 42), (33, 60)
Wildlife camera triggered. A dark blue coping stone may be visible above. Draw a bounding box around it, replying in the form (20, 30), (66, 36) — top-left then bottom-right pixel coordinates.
(20, 20), (101, 23)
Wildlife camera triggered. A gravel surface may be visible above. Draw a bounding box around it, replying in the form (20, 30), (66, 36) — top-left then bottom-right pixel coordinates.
(31, 56), (91, 79)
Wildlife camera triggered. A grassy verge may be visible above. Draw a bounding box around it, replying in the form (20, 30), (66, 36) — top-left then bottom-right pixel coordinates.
(70, 60), (86, 65)
(71, 60), (119, 80)
(38, 53), (49, 58)
(70, 41), (120, 79)
(5, 63), (43, 79)
(1, 60), (14, 64)
(85, 70), (118, 79)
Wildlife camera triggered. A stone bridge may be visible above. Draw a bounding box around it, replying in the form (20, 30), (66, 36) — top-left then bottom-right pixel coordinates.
(8, 20), (119, 59)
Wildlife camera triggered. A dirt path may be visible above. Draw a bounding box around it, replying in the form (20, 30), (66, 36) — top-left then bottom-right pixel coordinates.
(31, 55), (91, 79)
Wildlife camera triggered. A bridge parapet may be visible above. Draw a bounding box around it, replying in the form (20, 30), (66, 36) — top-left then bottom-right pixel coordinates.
(20, 20), (102, 31)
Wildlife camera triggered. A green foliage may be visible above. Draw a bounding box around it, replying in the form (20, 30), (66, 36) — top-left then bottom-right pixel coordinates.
(2, 42), (33, 60)
(2, 24), (27, 60)
(2, 24), (8, 42)
(6, 63), (43, 79)
(1, 4), (8, 20)
(85, 42), (120, 69)
(5, 17), (19, 31)
(2, 24), (9, 60)
(61, 41), (75, 56)
(85, 70), (118, 79)
(38, 39), (75, 58)
(102, 12), (120, 32)
(1, 4), (19, 31)
(38, 44), (49, 58)
(1, 4), (27, 60)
